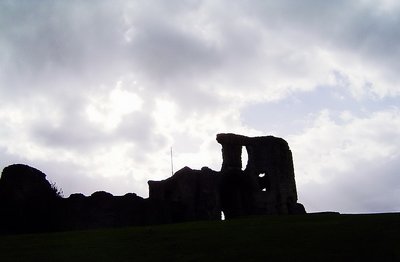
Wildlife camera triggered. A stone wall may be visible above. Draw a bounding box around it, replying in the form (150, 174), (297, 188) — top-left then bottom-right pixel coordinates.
(148, 166), (221, 223)
(149, 133), (305, 220)
(217, 133), (303, 218)
(0, 133), (305, 234)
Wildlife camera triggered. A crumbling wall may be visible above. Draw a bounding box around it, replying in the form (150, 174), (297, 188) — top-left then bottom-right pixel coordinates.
(0, 164), (61, 233)
(0, 133), (305, 234)
(148, 166), (221, 223)
(0, 165), (147, 233)
(217, 134), (302, 218)
(149, 133), (305, 221)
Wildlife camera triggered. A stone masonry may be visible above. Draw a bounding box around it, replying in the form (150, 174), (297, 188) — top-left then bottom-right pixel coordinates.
(0, 133), (305, 234)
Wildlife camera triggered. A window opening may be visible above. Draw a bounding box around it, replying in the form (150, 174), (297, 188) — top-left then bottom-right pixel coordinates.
(241, 146), (248, 171)
(258, 172), (271, 192)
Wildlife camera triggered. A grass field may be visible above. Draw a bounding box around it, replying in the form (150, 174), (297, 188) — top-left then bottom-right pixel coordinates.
(0, 213), (399, 261)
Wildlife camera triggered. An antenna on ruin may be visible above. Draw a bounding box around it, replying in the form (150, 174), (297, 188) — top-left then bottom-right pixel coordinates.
(170, 147), (174, 176)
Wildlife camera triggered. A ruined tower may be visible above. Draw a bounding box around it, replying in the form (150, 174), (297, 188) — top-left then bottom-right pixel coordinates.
(217, 133), (303, 218)
(0, 133), (305, 233)
(148, 133), (305, 221)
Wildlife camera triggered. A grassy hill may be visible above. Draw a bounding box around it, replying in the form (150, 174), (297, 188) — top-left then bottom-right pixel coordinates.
(0, 213), (399, 261)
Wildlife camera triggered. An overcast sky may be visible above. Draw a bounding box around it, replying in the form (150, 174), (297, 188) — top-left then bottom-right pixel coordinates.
(1, 0), (399, 213)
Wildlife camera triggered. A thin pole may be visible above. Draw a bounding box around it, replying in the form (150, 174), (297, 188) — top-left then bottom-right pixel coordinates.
(170, 147), (174, 176)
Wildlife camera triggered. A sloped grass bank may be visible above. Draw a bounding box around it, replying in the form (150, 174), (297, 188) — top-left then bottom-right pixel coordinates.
(0, 213), (399, 261)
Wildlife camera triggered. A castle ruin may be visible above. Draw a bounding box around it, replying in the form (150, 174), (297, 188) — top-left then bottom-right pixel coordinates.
(148, 133), (305, 221)
(0, 133), (305, 233)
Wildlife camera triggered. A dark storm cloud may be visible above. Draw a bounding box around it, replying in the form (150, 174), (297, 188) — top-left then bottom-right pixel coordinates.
(240, 0), (400, 82)
(0, 0), (126, 95)
(3, 0), (400, 85)
(2, 0), (399, 101)
(125, 20), (222, 82)
(0, 0), (229, 113)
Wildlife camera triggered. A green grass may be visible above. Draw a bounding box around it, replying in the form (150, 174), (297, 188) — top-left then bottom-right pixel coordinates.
(0, 213), (399, 261)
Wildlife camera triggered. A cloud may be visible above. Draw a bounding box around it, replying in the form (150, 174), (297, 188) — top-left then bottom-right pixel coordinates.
(289, 108), (400, 212)
(0, 0), (399, 213)
(2, 0), (400, 101)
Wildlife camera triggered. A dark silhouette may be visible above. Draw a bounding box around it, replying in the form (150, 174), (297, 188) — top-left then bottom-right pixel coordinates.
(0, 164), (60, 233)
(148, 134), (306, 221)
(217, 134), (305, 217)
(0, 133), (305, 234)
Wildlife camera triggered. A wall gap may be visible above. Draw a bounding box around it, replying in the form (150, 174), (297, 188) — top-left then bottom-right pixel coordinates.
(258, 172), (271, 192)
(241, 146), (248, 171)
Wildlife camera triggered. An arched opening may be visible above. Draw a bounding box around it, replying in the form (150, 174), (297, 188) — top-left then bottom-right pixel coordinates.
(241, 146), (248, 171)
